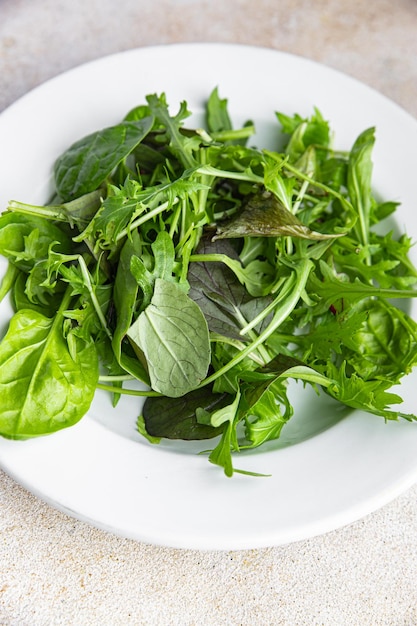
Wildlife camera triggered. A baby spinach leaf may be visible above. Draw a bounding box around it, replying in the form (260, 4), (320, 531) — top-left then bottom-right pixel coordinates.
(0, 212), (71, 272)
(141, 385), (228, 440)
(127, 278), (211, 397)
(54, 116), (154, 201)
(0, 302), (99, 439)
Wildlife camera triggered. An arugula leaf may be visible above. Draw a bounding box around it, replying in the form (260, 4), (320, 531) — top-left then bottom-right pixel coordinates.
(242, 378), (292, 448)
(347, 127), (375, 248)
(146, 94), (197, 169)
(206, 87), (233, 133)
(207, 390), (241, 476)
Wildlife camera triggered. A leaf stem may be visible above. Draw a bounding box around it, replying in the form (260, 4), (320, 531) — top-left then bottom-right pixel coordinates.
(96, 383), (161, 397)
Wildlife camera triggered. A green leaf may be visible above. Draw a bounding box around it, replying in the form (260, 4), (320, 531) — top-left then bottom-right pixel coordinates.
(127, 278), (211, 397)
(151, 230), (176, 282)
(309, 259), (417, 312)
(208, 419), (236, 477)
(0, 212), (71, 272)
(206, 87), (233, 133)
(207, 390), (241, 476)
(348, 300), (417, 381)
(111, 232), (150, 384)
(326, 362), (416, 421)
(146, 94), (197, 169)
(129, 230), (178, 311)
(0, 304), (99, 439)
(0, 262), (19, 303)
(276, 108), (330, 161)
(214, 191), (342, 241)
(347, 127), (375, 247)
(141, 385), (228, 440)
(188, 237), (273, 339)
(243, 378), (292, 448)
(54, 116), (154, 201)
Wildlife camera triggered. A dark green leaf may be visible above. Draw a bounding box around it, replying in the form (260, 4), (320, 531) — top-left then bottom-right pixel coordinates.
(142, 385), (228, 440)
(112, 232), (150, 384)
(54, 116), (154, 201)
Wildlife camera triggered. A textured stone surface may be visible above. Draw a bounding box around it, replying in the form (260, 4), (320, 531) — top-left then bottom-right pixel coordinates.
(1, 1), (417, 624)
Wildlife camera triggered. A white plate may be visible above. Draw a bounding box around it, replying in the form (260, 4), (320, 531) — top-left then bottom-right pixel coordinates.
(1, 44), (417, 550)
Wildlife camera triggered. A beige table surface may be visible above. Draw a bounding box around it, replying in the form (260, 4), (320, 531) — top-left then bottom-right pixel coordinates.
(1, 1), (417, 624)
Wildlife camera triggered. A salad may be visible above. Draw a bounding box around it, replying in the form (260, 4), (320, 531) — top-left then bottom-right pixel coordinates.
(0, 88), (416, 476)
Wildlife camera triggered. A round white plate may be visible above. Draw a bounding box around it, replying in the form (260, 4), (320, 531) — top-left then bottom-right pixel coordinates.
(0, 44), (417, 550)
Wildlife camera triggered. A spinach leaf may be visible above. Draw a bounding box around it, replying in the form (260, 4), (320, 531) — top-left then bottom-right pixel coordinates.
(142, 385), (229, 440)
(0, 212), (71, 272)
(348, 300), (417, 381)
(54, 116), (154, 201)
(0, 294), (99, 439)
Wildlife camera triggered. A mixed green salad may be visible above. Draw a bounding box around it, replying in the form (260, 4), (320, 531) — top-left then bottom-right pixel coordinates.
(0, 88), (416, 476)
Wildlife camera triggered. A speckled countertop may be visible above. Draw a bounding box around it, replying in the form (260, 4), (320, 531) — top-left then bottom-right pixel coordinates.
(1, 1), (417, 625)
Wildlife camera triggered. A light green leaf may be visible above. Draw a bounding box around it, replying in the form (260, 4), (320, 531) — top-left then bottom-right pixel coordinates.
(0, 307), (98, 439)
(127, 278), (210, 397)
